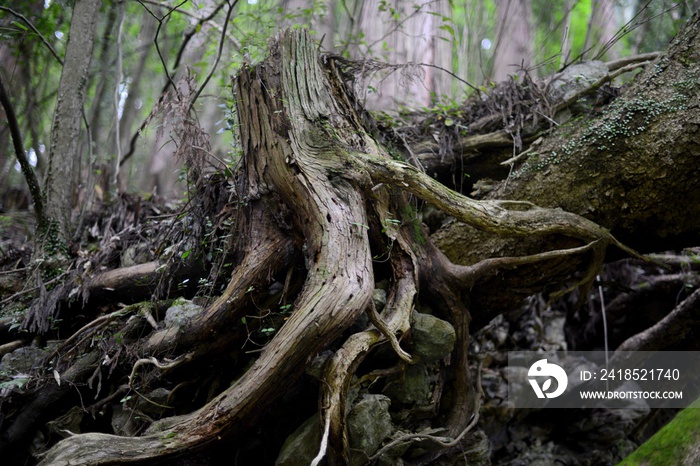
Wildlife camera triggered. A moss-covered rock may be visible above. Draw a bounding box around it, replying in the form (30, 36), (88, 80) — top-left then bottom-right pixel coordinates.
(275, 414), (321, 466)
(347, 394), (394, 465)
(411, 311), (456, 363)
(617, 397), (700, 466)
(383, 364), (431, 406)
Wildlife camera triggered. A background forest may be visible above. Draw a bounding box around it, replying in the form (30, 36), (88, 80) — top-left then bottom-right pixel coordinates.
(0, 0), (691, 201)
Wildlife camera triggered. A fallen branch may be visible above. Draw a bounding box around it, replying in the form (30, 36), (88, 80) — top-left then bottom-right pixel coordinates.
(616, 287), (700, 352)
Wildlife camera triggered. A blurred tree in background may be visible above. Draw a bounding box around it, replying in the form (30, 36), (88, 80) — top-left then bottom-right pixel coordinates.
(1, 0), (694, 204)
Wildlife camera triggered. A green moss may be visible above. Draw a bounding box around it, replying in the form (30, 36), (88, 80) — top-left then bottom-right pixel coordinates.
(678, 48), (695, 68)
(515, 92), (689, 176)
(39, 219), (68, 258)
(672, 70), (699, 92)
(401, 204), (425, 245)
(617, 397), (700, 466)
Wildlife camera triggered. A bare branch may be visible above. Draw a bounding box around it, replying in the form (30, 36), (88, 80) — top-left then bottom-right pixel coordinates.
(137, 0), (189, 94)
(189, 0), (239, 112)
(605, 51), (661, 72)
(138, 0), (241, 49)
(121, 0), (230, 167)
(616, 287), (700, 352)
(0, 73), (46, 231)
(0, 6), (63, 65)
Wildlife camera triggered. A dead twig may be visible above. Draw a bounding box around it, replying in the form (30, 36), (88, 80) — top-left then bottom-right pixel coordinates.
(0, 6), (63, 65)
(128, 354), (193, 409)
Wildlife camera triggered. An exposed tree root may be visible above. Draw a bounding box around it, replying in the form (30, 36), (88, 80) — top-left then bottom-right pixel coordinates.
(0, 352), (99, 458)
(34, 29), (656, 466)
(369, 360), (484, 464)
(319, 254), (416, 465)
(141, 205), (295, 356)
(359, 151), (637, 255)
(616, 287), (700, 352)
(41, 29), (376, 465)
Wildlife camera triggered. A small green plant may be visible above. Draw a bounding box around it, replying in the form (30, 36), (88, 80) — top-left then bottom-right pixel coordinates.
(279, 304), (292, 314)
(381, 216), (402, 234)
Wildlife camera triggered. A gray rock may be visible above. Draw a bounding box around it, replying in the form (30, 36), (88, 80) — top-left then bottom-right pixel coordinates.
(121, 243), (150, 267)
(305, 350), (333, 380)
(0, 346), (47, 374)
(135, 387), (171, 417)
(547, 61), (609, 104)
(373, 288), (387, 312)
(411, 312), (456, 363)
(47, 405), (84, 437)
(347, 394), (394, 465)
(111, 404), (145, 437)
(543, 315), (566, 349)
(383, 364), (431, 406)
(164, 299), (203, 328)
(501, 365), (528, 385)
(275, 414), (321, 466)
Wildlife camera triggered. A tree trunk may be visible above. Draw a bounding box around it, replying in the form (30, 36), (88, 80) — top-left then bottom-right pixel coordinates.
(39, 28), (377, 465)
(434, 11), (700, 265)
(34, 26), (646, 465)
(43, 0), (101, 240)
(428, 12), (700, 331)
(582, 0), (621, 60)
(492, 0), (533, 81)
(351, 0), (453, 110)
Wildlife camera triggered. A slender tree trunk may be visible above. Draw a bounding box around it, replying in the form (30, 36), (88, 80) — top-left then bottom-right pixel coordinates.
(111, 11), (155, 192)
(582, 0), (620, 60)
(560, 0), (574, 68)
(43, 0), (101, 240)
(352, 0), (453, 110)
(455, 1), (492, 94)
(87, 3), (117, 152)
(492, 0), (532, 81)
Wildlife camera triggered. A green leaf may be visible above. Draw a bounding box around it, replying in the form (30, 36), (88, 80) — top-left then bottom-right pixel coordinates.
(11, 21), (28, 32)
(439, 24), (455, 38)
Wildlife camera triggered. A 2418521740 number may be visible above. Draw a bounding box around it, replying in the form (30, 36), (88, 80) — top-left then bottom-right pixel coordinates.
(599, 368), (680, 381)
